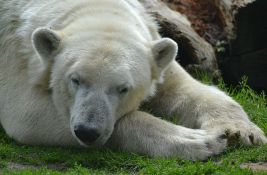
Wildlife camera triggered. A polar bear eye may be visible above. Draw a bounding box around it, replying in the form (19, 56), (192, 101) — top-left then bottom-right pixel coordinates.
(119, 87), (128, 94)
(117, 84), (131, 95)
(71, 78), (80, 86)
(70, 74), (81, 87)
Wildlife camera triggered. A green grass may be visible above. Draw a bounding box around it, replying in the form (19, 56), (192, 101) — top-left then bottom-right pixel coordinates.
(1, 75), (267, 175)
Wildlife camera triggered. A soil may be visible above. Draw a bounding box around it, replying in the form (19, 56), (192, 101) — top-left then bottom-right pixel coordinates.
(240, 162), (267, 172)
(4, 162), (68, 172)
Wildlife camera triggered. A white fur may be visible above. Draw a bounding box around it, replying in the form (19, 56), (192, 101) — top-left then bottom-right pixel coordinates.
(0, 0), (266, 161)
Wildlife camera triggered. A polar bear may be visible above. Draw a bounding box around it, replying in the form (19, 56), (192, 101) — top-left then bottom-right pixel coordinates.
(0, 0), (266, 161)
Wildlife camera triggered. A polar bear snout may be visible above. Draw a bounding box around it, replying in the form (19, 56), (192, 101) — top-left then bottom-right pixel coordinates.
(70, 90), (116, 146)
(74, 125), (100, 144)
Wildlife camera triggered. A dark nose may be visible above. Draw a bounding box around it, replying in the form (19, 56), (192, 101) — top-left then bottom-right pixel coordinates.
(74, 125), (100, 143)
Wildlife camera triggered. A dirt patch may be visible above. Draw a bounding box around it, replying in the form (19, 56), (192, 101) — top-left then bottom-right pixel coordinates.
(5, 162), (68, 172)
(7, 162), (38, 171)
(240, 162), (267, 172)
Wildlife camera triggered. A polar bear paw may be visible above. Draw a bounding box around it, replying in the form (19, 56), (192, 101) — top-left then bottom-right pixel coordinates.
(225, 122), (267, 145)
(180, 131), (227, 161)
(204, 121), (267, 146)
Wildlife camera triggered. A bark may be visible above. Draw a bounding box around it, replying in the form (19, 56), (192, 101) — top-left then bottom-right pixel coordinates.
(140, 0), (220, 77)
(141, 0), (267, 91)
(211, 0), (256, 40)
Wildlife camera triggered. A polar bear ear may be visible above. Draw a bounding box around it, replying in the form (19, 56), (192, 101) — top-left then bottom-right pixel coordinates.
(32, 28), (62, 61)
(152, 38), (178, 71)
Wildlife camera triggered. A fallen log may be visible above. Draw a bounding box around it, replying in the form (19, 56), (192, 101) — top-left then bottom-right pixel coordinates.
(141, 0), (267, 92)
(139, 0), (220, 78)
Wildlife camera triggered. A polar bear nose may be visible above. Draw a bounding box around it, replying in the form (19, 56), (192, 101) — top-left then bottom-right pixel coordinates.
(74, 125), (100, 143)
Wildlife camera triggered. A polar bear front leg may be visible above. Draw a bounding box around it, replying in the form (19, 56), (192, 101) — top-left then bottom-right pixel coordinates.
(106, 111), (227, 160)
(146, 61), (267, 146)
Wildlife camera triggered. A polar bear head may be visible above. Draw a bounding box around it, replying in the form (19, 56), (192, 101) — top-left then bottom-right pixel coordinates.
(31, 27), (178, 146)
